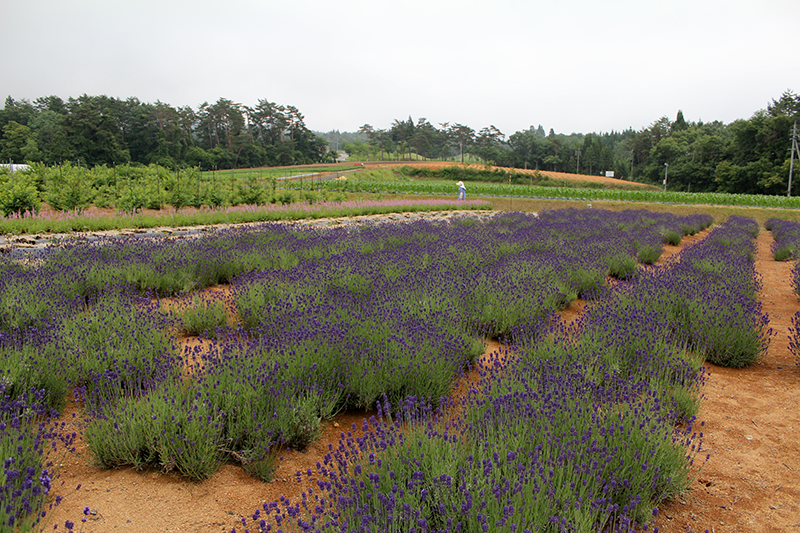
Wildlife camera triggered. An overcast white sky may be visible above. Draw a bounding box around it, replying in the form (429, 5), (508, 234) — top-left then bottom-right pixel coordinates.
(1, 0), (798, 137)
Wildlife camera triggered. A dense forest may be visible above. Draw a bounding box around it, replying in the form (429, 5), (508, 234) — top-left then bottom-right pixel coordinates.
(321, 90), (800, 196)
(1, 91), (799, 195)
(0, 95), (333, 170)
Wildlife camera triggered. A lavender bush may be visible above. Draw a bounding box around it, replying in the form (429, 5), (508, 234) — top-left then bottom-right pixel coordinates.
(765, 217), (800, 297)
(789, 312), (800, 368)
(233, 215), (775, 533)
(173, 293), (230, 338)
(238, 343), (703, 532)
(219, 212), (720, 533)
(0, 373), (72, 532)
(765, 217), (800, 261)
(1, 207), (721, 529)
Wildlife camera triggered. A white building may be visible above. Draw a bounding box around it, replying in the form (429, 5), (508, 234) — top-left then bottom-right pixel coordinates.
(0, 163), (31, 174)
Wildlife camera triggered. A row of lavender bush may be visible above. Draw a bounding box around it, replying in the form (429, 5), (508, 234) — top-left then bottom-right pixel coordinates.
(80, 209), (708, 483)
(598, 215), (768, 370)
(0, 208), (713, 531)
(234, 216), (773, 533)
(766, 218), (800, 304)
(764, 217), (800, 262)
(0, 387), (73, 531)
(218, 212), (714, 532)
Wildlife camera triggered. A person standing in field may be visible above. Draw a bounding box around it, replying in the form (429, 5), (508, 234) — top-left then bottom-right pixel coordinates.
(457, 181), (466, 200)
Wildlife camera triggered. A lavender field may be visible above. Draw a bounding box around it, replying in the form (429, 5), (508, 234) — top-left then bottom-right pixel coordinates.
(0, 208), (774, 532)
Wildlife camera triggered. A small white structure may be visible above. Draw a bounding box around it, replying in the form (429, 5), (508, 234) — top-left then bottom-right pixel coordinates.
(0, 163), (31, 174)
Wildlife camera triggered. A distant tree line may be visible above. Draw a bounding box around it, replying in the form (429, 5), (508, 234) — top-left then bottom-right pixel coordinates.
(0, 95), (333, 170)
(3, 91), (799, 195)
(316, 91), (800, 195)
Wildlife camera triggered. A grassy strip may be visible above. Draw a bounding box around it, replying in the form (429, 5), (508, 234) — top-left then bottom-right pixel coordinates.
(462, 195), (800, 228)
(396, 164), (649, 190)
(199, 165), (362, 180)
(304, 178), (800, 209)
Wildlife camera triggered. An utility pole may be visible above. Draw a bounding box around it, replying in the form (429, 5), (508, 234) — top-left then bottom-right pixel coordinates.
(575, 150), (581, 174)
(663, 162), (669, 192)
(789, 121), (798, 197)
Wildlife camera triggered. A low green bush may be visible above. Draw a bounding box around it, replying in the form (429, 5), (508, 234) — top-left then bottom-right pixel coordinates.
(663, 230), (682, 245)
(569, 267), (607, 298)
(637, 245), (662, 264)
(0, 344), (68, 413)
(175, 295), (229, 338)
(607, 253), (638, 279)
(0, 170), (40, 217)
(773, 245), (795, 261)
(85, 381), (225, 480)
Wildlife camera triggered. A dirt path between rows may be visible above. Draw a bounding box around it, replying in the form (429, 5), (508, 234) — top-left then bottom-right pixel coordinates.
(652, 230), (800, 533)
(44, 228), (799, 532)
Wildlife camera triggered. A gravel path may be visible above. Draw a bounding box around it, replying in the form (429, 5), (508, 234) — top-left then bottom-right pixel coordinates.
(0, 209), (496, 262)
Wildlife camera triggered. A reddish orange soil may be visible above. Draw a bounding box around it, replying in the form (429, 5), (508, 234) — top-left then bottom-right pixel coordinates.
(43, 227), (799, 533)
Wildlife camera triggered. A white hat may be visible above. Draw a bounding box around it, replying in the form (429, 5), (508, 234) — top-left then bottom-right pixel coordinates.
(457, 181), (464, 186)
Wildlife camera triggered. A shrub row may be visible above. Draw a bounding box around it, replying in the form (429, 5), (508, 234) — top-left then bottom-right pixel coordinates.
(240, 217), (771, 533)
(0, 208), (713, 530)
